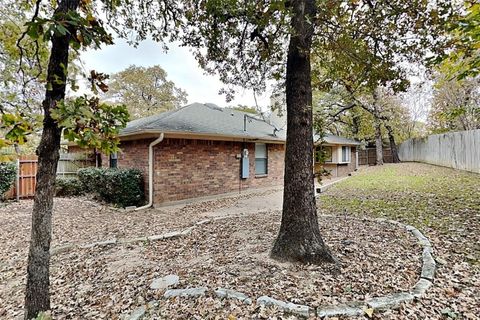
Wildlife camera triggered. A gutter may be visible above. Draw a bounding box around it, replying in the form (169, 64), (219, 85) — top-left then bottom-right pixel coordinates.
(135, 133), (164, 210)
(118, 130), (285, 143)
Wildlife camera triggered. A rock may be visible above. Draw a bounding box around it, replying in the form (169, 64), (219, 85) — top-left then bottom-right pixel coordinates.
(50, 244), (74, 256)
(81, 239), (116, 249)
(387, 219), (405, 227)
(150, 274), (179, 290)
(366, 292), (414, 310)
(405, 225), (416, 231)
(164, 287), (207, 298)
(421, 247), (436, 281)
(120, 237), (148, 244)
(215, 288), (252, 305)
(181, 226), (195, 235)
(411, 278), (433, 298)
(147, 234), (164, 241)
(410, 228), (431, 247)
(195, 219), (211, 225)
(161, 231), (182, 239)
(256, 296), (310, 317)
(317, 302), (364, 317)
(127, 306), (145, 320)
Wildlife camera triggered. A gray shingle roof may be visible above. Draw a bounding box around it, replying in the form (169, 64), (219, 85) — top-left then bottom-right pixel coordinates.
(314, 134), (361, 145)
(122, 102), (360, 146)
(121, 103), (285, 141)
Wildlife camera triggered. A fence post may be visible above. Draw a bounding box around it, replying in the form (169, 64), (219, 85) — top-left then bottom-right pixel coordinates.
(15, 158), (20, 202)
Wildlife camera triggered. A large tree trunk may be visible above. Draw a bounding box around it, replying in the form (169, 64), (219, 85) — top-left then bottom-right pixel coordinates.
(24, 1), (79, 318)
(374, 119), (384, 165)
(271, 0), (336, 264)
(385, 123), (400, 163)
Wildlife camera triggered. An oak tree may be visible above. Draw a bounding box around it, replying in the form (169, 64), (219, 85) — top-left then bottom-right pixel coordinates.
(104, 65), (188, 119)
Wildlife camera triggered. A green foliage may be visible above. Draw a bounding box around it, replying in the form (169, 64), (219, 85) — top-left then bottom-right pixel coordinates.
(51, 96), (129, 154)
(34, 311), (52, 320)
(0, 162), (16, 199)
(76, 167), (105, 191)
(232, 105), (258, 114)
(104, 65), (188, 119)
(55, 176), (85, 197)
(0, 113), (35, 147)
(428, 75), (480, 133)
(77, 167), (145, 207)
(0, 0), (120, 155)
(24, 8), (113, 50)
(440, 2), (480, 80)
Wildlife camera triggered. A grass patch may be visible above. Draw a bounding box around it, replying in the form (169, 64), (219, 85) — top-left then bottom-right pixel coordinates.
(318, 163), (480, 265)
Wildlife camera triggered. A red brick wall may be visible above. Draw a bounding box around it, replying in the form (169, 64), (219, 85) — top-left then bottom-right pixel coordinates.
(117, 138), (285, 204)
(115, 138), (153, 194)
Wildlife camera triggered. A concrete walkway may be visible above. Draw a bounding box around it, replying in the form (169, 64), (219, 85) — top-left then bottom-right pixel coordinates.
(160, 175), (350, 219)
(202, 188), (284, 218)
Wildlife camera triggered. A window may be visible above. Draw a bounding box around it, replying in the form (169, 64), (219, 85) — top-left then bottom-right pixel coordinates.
(315, 146), (332, 163)
(255, 143), (268, 175)
(341, 146), (351, 163)
(109, 152), (118, 168)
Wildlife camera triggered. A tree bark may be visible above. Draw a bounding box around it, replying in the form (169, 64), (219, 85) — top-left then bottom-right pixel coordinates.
(271, 0), (336, 264)
(374, 119), (384, 165)
(385, 123), (400, 163)
(24, 1), (79, 318)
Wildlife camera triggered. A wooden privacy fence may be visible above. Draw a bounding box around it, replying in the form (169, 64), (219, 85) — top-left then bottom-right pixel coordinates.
(398, 129), (480, 174)
(5, 155), (38, 200)
(358, 147), (394, 165)
(5, 153), (95, 199)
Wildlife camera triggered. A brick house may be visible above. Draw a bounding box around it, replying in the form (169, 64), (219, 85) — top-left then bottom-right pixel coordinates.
(314, 134), (361, 179)
(69, 103), (359, 206)
(101, 103), (285, 206)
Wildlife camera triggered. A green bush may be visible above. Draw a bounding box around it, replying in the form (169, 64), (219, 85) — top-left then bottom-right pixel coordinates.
(77, 167), (106, 191)
(55, 177), (85, 197)
(0, 162), (16, 199)
(77, 167), (145, 207)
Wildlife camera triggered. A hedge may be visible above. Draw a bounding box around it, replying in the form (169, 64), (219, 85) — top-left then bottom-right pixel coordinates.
(77, 167), (145, 207)
(0, 162), (16, 200)
(55, 177), (85, 197)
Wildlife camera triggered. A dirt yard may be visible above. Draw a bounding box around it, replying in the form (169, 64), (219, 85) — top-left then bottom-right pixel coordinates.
(0, 163), (478, 319)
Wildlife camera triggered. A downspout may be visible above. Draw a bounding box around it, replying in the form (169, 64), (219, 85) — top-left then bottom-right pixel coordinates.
(135, 133), (164, 210)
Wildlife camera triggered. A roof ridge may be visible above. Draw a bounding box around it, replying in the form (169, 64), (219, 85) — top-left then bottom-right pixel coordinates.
(135, 103), (197, 130)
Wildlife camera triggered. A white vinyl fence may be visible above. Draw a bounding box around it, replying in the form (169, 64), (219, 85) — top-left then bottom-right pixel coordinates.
(398, 129), (480, 174)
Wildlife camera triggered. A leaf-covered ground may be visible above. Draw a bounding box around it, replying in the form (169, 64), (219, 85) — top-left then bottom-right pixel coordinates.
(0, 163), (478, 319)
(318, 163), (480, 319)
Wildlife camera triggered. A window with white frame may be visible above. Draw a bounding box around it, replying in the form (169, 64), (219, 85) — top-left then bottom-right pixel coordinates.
(341, 146), (351, 163)
(255, 143), (268, 175)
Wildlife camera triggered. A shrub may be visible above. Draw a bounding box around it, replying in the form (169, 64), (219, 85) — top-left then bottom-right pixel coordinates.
(77, 167), (145, 207)
(77, 167), (106, 191)
(55, 177), (85, 197)
(0, 162), (16, 199)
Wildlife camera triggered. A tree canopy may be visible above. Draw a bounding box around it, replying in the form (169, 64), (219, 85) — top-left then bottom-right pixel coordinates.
(103, 65), (187, 119)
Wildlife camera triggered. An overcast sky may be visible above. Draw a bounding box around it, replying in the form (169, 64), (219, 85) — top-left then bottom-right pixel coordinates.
(80, 39), (272, 109)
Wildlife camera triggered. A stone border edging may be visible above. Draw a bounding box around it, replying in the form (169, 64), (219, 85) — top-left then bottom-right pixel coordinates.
(50, 215), (247, 256)
(121, 215), (437, 319)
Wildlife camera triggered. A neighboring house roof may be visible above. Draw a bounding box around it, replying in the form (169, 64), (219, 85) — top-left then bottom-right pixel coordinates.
(121, 102), (360, 146)
(121, 102), (285, 142)
(314, 134), (361, 146)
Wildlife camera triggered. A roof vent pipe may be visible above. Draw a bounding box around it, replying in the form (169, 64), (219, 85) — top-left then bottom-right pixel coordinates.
(135, 133), (164, 210)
